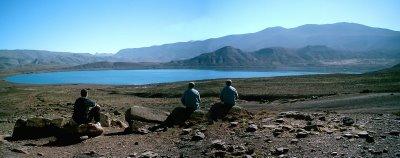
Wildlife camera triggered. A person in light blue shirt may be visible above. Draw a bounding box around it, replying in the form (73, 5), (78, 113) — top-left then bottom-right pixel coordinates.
(220, 80), (239, 107)
(208, 80), (239, 124)
(181, 82), (201, 110)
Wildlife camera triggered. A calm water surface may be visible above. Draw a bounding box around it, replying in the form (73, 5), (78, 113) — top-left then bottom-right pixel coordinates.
(5, 69), (325, 85)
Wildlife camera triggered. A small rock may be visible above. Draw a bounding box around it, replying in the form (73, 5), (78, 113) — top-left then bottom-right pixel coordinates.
(318, 116), (326, 121)
(366, 135), (374, 143)
(182, 128), (192, 135)
(110, 119), (128, 128)
(213, 150), (227, 157)
(290, 139), (298, 144)
(230, 122), (239, 127)
(246, 124), (258, 132)
(389, 130), (399, 136)
(343, 133), (353, 138)
(211, 139), (226, 150)
(11, 148), (28, 154)
(275, 118), (284, 123)
(262, 125), (277, 129)
(113, 110), (121, 115)
(342, 117), (354, 126)
(273, 147), (289, 155)
(192, 131), (205, 141)
(242, 155), (253, 158)
(331, 152), (338, 156)
(296, 132), (308, 138)
(357, 131), (369, 138)
(139, 151), (158, 158)
(37, 153), (44, 156)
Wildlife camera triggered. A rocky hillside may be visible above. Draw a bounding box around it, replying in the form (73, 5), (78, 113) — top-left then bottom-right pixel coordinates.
(115, 22), (400, 62)
(0, 50), (107, 70)
(168, 45), (373, 68)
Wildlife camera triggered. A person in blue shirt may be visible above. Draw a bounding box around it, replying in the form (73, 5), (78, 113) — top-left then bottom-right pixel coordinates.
(181, 82), (201, 111)
(208, 80), (239, 124)
(150, 82), (201, 131)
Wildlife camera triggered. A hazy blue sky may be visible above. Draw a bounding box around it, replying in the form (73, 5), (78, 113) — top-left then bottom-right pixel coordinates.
(1, 0), (399, 53)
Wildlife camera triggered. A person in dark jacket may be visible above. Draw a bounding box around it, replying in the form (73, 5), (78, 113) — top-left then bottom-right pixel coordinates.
(72, 89), (101, 125)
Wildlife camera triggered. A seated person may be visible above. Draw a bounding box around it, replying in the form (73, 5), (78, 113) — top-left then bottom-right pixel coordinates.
(151, 82), (201, 130)
(64, 89), (103, 138)
(208, 80), (239, 123)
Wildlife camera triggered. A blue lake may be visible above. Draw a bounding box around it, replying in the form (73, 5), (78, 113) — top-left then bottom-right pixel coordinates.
(5, 69), (325, 85)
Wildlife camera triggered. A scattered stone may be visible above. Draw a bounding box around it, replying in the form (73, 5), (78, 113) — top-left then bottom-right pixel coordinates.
(211, 139), (226, 150)
(246, 124), (258, 132)
(261, 118), (272, 123)
(113, 110), (121, 115)
(181, 128), (192, 135)
(273, 147), (289, 155)
(290, 139), (298, 144)
(331, 152), (338, 156)
(192, 131), (205, 141)
(343, 133), (353, 139)
(37, 153), (44, 156)
(11, 148), (28, 154)
(282, 125), (293, 131)
(230, 122), (239, 127)
(139, 151), (158, 158)
(213, 150), (227, 157)
(366, 135), (374, 143)
(342, 117), (354, 126)
(296, 132), (308, 138)
(242, 155), (253, 158)
(279, 111), (313, 121)
(389, 130), (399, 136)
(110, 119), (128, 129)
(275, 118), (284, 123)
(318, 116), (326, 121)
(273, 128), (284, 136)
(262, 125), (277, 129)
(357, 131), (369, 138)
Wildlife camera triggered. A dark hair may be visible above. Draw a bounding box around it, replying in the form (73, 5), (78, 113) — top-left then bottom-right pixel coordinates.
(226, 80), (232, 86)
(80, 89), (88, 97)
(188, 82), (195, 88)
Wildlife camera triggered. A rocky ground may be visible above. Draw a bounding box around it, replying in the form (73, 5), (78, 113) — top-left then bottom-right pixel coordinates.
(0, 71), (399, 157)
(0, 93), (399, 158)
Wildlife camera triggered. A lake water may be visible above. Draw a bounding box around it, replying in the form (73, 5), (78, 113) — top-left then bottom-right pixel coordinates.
(5, 69), (324, 85)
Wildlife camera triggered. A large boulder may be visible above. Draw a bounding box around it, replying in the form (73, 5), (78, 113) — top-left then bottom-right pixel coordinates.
(60, 119), (104, 139)
(12, 117), (66, 140)
(125, 106), (170, 124)
(76, 123), (104, 137)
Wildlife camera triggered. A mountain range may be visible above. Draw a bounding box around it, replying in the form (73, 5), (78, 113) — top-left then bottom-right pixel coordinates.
(1, 22), (400, 71)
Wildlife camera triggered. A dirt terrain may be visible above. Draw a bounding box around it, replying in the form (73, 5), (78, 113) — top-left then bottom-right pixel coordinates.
(0, 69), (399, 157)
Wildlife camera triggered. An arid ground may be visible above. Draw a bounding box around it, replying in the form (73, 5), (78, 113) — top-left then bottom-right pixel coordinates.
(0, 70), (399, 157)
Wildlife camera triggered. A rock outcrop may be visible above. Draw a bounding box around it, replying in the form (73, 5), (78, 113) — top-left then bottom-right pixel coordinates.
(125, 106), (170, 124)
(12, 117), (66, 140)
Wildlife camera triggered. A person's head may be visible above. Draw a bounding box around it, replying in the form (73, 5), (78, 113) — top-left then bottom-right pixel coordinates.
(225, 80), (232, 86)
(188, 82), (195, 89)
(80, 89), (88, 97)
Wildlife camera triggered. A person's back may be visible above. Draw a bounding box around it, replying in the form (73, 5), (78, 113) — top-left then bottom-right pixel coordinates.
(181, 85), (201, 110)
(72, 89), (100, 125)
(73, 97), (96, 124)
(220, 80), (238, 106)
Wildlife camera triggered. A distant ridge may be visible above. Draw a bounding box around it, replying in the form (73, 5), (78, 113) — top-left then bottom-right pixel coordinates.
(115, 22), (400, 62)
